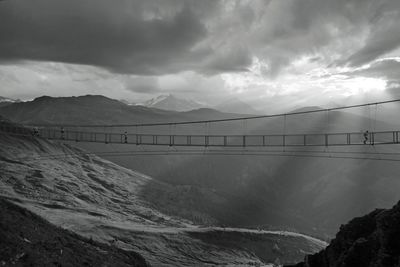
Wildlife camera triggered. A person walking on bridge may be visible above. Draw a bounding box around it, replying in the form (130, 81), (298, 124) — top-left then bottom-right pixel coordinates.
(32, 127), (39, 137)
(363, 130), (369, 144)
(124, 131), (128, 143)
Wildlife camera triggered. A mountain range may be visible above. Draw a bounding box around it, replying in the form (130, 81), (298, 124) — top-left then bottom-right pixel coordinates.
(139, 94), (261, 114)
(0, 95), (245, 126)
(0, 93), (263, 115)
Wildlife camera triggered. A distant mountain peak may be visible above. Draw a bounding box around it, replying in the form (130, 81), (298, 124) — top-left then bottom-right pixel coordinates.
(0, 96), (20, 107)
(0, 96), (19, 103)
(141, 94), (205, 112)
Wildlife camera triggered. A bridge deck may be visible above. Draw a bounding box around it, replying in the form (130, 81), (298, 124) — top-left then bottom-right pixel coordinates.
(1, 124), (399, 147)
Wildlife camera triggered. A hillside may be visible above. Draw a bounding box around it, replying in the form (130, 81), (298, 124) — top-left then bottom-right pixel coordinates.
(0, 124), (326, 266)
(286, 200), (400, 267)
(0, 197), (148, 266)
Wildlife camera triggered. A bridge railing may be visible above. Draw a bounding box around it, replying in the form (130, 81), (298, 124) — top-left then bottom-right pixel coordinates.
(0, 123), (399, 147)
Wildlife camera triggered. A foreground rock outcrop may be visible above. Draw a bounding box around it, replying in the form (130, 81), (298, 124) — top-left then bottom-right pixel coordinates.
(286, 201), (400, 267)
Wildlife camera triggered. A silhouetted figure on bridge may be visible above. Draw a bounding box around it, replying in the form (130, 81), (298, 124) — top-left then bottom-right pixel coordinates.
(124, 131), (128, 143)
(363, 130), (369, 144)
(61, 127), (65, 140)
(32, 127), (39, 137)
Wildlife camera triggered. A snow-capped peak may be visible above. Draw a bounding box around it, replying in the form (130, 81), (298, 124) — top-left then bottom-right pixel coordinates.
(143, 94), (173, 107)
(141, 94), (205, 112)
(0, 96), (17, 103)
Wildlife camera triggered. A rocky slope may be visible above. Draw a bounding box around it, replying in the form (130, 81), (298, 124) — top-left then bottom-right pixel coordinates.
(0, 197), (148, 266)
(286, 201), (400, 267)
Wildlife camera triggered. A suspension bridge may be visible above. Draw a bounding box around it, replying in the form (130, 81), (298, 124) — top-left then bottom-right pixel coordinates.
(1, 123), (399, 147)
(1, 98), (399, 150)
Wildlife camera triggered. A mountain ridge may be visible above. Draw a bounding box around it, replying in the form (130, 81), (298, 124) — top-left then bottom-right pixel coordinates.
(0, 94), (239, 126)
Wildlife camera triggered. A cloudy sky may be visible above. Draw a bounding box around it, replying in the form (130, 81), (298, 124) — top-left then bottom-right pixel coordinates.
(0, 0), (399, 111)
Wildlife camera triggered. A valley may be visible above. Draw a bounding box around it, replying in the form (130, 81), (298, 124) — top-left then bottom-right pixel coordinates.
(3, 95), (400, 239)
(0, 125), (326, 266)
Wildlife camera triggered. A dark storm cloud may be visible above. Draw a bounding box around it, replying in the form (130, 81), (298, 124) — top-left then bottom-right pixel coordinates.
(386, 86), (400, 99)
(345, 1), (400, 66)
(122, 76), (160, 94)
(346, 29), (400, 67)
(0, 0), (215, 75)
(1, 0), (400, 76)
(200, 45), (253, 74)
(252, 0), (400, 73)
(342, 59), (400, 82)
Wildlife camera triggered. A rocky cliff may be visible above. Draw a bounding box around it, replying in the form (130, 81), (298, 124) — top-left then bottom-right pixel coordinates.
(286, 201), (400, 267)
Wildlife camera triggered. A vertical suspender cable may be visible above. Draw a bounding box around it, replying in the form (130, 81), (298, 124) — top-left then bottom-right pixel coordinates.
(374, 104), (377, 132)
(243, 119), (247, 148)
(283, 114), (286, 151)
(326, 110), (331, 157)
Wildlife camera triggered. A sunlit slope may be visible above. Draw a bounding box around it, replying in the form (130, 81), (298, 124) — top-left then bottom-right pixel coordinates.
(0, 198), (148, 266)
(0, 131), (325, 266)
